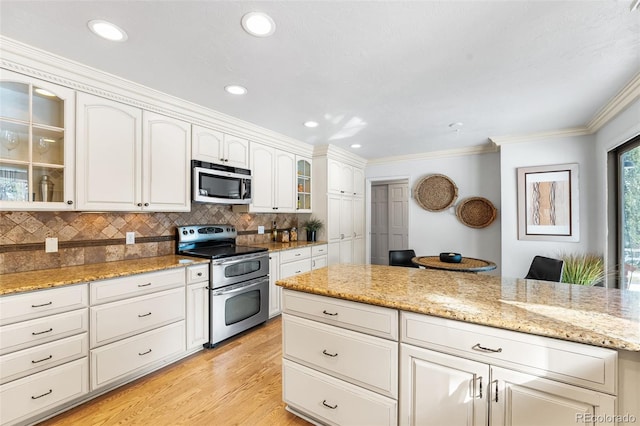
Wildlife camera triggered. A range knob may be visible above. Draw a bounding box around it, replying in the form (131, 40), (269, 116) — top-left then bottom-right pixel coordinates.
(189, 229), (195, 234)
(182, 230), (188, 235)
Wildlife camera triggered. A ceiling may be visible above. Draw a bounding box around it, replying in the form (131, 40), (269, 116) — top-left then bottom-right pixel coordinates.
(1, 1), (639, 160)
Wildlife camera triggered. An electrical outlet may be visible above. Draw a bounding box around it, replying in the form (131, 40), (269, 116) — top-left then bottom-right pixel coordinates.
(45, 237), (58, 253)
(126, 232), (135, 245)
(258, 226), (265, 235)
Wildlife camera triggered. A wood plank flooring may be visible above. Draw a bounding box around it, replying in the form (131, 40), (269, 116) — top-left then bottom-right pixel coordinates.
(40, 317), (310, 426)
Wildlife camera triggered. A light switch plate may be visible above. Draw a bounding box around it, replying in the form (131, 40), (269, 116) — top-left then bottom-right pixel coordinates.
(126, 232), (135, 245)
(45, 237), (58, 253)
(258, 226), (265, 234)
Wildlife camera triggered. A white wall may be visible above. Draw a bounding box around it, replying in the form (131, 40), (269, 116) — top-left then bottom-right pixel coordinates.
(499, 135), (598, 278)
(365, 152), (502, 274)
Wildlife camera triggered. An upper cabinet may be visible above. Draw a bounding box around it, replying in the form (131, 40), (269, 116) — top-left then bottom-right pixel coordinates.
(296, 156), (312, 212)
(327, 158), (364, 196)
(0, 69), (75, 210)
(76, 92), (190, 212)
(192, 125), (249, 169)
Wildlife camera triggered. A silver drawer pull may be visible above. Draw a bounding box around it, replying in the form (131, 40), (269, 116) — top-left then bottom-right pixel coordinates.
(478, 377), (483, 399)
(32, 355), (53, 364)
(32, 328), (53, 336)
(472, 343), (502, 353)
(31, 389), (53, 400)
(31, 301), (52, 308)
(139, 349), (152, 356)
(322, 349), (338, 357)
(322, 310), (338, 316)
(138, 312), (152, 318)
(295, 270), (302, 274)
(197, 272), (203, 277)
(322, 400), (337, 409)
(138, 283), (152, 287)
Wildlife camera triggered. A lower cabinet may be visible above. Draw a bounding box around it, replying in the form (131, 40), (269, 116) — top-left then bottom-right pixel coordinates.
(269, 252), (281, 318)
(186, 264), (209, 350)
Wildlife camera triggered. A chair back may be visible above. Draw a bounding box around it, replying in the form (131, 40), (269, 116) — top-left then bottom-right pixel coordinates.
(389, 249), (419, 268)
(525, 256), (564, 282)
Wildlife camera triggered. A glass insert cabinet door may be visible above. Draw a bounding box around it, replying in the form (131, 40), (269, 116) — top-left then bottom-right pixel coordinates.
(296, 157), (311, 212)
(0, 69), (75, 209)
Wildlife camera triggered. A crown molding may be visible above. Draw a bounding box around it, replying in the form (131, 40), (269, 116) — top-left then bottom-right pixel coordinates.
(367, 144), (498, 165)
(312, 144), (368, 168)
(489, 127), (592, 146)
(0, 36), (313, 157)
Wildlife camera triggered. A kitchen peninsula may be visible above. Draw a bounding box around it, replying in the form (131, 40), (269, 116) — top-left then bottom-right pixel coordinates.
(276, 264), (640, 426)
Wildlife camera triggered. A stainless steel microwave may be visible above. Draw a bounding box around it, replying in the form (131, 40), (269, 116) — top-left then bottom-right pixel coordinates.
(192, 160), (252, 204)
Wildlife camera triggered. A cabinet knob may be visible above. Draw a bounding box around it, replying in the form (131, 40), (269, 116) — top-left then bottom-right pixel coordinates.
(137, 203), (142, 207)
(144, 202), (149, 207)
(66, 200), (73, 205)
(340, 190), (345, 194)
(224, 159), (229, 162)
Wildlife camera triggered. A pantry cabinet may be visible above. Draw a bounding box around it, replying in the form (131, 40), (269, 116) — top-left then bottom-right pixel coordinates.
(0, 69), (76, 210)
(191, 125), (249, 169)
(76, 92), (190, 212)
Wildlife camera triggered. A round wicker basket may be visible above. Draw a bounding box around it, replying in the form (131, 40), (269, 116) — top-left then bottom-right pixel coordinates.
(414, 174), (458, 212)
(456, 197), (497, 228)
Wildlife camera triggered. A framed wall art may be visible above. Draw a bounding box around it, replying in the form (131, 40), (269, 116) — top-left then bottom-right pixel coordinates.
(517, 163), (579, 242)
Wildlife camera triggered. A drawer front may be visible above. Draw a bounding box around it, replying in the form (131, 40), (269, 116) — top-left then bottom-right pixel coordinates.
(91, 321), (185, 389)
(283, 359), (397, 426)
(282, 289), (398, 340)
(0, 284), (88, 326)
(311, 244), (328, 257)
(401, 312), (617, 394)
(280, 259), (311, 279)
(280, 247), (312, 263)
(0, 333), (88, 384)
(0, 358), (88, 426)
(91, 287), (185, 348)
(90, 268), (185, 305)
(0, 309), (88, 355)
(283, 314), (398, 398)
(312, 255), (328, 270)
(186, 264), (209, 284)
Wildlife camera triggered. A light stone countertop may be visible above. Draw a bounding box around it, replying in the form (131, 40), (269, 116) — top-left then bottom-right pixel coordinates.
(276, 264), (640, 352)
(246, 240), (327, 252)
(0, 255), (210, 296)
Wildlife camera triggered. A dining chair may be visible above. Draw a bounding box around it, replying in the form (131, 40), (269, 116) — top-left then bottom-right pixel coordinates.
(525, 255), (564, 282)
(389, 249), (419, 268)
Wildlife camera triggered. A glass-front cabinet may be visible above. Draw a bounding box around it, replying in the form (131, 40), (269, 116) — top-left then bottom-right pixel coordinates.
(296, 157), (311, 212)
(0, 69), (75, 210)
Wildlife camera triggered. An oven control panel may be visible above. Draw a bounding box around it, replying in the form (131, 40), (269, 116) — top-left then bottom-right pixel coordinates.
(177, 225), (237, 243)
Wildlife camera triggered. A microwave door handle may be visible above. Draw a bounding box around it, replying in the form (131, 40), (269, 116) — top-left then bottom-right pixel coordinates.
(217, 279), (266, 296)
(241, 180), (248, 200)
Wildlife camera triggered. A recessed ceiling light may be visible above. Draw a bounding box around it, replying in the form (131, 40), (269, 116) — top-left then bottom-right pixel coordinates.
(34, 88), (56, 97)
(88, 20), (128, 42)
(303, 121), (319, 128)
(241, 12), (276, 37)
(350, 144), (362, 149)
(225, 85), (248, 95)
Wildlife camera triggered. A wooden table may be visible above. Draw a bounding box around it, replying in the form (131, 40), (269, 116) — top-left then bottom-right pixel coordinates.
(411, 256), (497, 273)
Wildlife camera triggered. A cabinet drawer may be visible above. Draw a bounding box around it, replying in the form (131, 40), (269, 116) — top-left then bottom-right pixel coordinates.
(91, 287), (185, 348)
(283, 314), (398, 398)
(280, 259), (311, 279)
(282, 289), (398, 340)
(0, 309), (88, 355)
(0, 284), (88, 326)
(401, 312), (617, 394)
(311, 244), (328, 256)
(280, 247), (312, 263)
(0, 333), (88, 384)
(90, 268), (185, 305)
(312, 255), (328, 270)
(90, 321), (185, 389)
(186, 264), (209, 284)
(283, 359), (397, 426)
(0, 358), (88, 426)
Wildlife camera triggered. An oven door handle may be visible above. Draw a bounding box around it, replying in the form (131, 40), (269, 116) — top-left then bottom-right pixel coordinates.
(213, 252), (267, 266)
(213, 278), (267, 296)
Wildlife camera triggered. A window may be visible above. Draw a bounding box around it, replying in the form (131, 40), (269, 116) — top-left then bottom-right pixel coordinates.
(615, 135), (640, 291)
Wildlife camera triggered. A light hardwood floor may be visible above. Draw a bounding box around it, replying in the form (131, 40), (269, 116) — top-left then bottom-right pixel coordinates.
(40, 317), (310, 426)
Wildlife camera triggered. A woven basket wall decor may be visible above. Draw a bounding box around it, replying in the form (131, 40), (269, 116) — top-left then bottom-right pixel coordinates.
(414, 174), (458, 212)
(456, 197), (497, 228)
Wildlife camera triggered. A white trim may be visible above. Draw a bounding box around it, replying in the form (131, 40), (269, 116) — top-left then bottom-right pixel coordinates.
(312, 144), (367, 168)
(490, 128), (591, 146)
(367, 144), (498, 165)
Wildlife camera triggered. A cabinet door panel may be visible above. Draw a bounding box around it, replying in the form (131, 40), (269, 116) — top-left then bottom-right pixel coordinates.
(268, 253), (281, 318)
(340, 197), (354, 240)
(192, 125), (223, 164)
(275, 150), (296, 211)
(186, 283), (209, 350)
(224, 135), (249, 168)
(249, 143), (275, 211)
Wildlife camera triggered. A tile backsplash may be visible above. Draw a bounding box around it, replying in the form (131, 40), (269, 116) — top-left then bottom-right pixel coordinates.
(0, 204), (308, 274)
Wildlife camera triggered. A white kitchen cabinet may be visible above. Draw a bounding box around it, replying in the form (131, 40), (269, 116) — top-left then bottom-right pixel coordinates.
(191, 125), (249, 168)
(0, 69), (76, 210)
(296, 156), (312, 212)
(311, 244), (328, 270)
(353, 167), (365, 196)
(237, 142), (296, 213)
(186, 264), (209, 351)
(76, 92), (190, 212)
(269, 252), (281, 318)
(327, 193), (365, 265)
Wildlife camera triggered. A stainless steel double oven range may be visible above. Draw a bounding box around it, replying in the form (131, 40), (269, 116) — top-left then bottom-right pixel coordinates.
(177, 224), (269, 348)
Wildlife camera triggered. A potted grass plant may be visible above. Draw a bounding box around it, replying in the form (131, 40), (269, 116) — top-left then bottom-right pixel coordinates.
(302, 217), (324, 242)
(559, 253), (605, 286)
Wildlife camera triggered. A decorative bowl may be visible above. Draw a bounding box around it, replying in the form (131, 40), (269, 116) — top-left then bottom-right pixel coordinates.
(439, 252), (462, 263)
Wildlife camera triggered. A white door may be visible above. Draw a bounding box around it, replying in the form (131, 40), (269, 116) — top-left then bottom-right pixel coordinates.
(340, 163), (354, 195)
(388, 183), (409, 250)
(490, 366), (616, 426)
(327, 158), (343, 193)
(142, 111), (190, 211)
(249, 142), (275, 212)
(186, 282), (209, 350)
(327, 194), (342, 243)
(371, 185), (390, 265)
(76, 92), (142, 211)
(223, 135), (249, 168)
(268, 252), (281, 317)
(340, 196), (354, 242)
(191, 125), (223, 164)
(274, 150), (296, 211)
(400, 344), (489, 426)
(353, 167), (365, 196)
